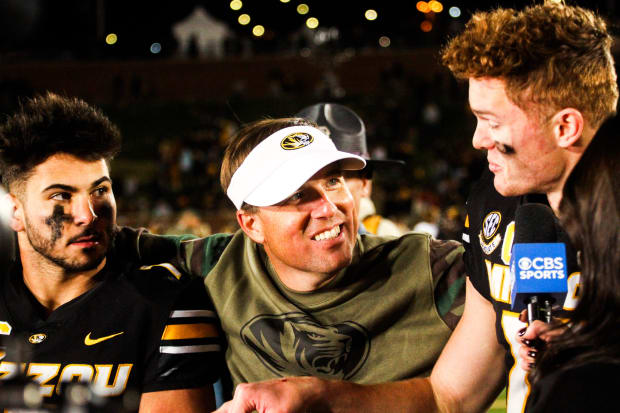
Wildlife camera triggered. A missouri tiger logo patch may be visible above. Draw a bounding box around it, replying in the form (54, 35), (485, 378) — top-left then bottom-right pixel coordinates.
(29, 333), (47, 344)
(241, 312), (370, 380)
(280, 132), (314, 150)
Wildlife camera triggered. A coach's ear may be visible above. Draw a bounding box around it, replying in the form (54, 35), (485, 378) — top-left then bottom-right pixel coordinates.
(6, 193), (24, 232)
(236, 208), (265, 244)
(551, 108), (584, 149)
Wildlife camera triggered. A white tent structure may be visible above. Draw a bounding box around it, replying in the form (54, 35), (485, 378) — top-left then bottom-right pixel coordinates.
(172, 6), (231, 59)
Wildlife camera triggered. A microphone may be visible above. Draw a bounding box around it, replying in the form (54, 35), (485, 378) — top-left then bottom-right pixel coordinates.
(510, 204), (568, 324)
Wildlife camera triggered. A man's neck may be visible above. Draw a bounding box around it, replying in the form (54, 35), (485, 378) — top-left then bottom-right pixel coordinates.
(19, 243), (105, 316)
(274, 267), (338, 292)
(547, 126), (594, 214)
(546, 190), (563, 215)
(546, 150), (585, 215)
(261, 249), (337, 292)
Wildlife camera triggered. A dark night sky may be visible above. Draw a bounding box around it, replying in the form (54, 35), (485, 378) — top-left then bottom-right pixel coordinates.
(0, 0), (618, 60)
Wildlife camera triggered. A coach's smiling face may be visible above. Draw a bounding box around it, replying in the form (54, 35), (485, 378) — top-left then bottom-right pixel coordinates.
(237, 163), (358, 292)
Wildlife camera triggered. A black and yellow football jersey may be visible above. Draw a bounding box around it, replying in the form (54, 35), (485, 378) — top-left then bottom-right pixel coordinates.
(0, 253), (222, 409)
(462, 170), (580, 413)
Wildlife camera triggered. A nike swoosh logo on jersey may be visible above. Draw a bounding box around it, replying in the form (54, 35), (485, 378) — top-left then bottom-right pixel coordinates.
(84, 331), (124, 346)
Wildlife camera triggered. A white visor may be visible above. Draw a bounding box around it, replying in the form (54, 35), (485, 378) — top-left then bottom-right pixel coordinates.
(226, 125), (366, 209)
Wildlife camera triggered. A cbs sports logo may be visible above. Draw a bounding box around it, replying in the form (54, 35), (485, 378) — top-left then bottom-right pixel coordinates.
(517, 256), (565, 280)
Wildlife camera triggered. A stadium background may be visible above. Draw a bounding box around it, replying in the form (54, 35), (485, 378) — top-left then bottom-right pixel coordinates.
(1, 2), (618, 409)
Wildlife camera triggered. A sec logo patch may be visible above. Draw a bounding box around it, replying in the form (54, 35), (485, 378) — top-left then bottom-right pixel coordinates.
(482, 212), (501, 239)
(479, 211), (502, 255)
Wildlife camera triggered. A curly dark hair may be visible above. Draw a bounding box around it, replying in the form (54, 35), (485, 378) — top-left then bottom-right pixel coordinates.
(532, 116), (620, 382)
(0, 92), (121, 193)
(441, 1), (618, 127)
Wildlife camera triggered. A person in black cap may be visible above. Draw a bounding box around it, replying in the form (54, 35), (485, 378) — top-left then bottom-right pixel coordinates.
(295, 103), (407, 237)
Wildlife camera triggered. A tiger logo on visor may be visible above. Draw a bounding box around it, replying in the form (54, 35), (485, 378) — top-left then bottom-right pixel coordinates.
(280, 132), (314, 150)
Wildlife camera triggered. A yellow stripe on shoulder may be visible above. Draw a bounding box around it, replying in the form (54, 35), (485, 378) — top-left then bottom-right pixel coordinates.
(139, 263), (182, 280)
(161, 323), (218, 340)
(0, 321), (12, 335)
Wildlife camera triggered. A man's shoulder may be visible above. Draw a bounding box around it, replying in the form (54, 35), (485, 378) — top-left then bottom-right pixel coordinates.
(111, 226), (179, 264)
(130, 261), (189, 283)
(350, 234), (422, 281)
(358, 231), (429, 254)
(358, 232), (464, 266)
(121, 261), (205, 304)
(428, 237), (464, 262)
(176, 232), (235, 260)
(111, 226), (234, 273)
(360, 231), (461, 248)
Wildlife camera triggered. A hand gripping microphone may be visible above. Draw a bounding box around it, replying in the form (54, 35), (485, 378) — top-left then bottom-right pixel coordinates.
(510, 204), (569, 324)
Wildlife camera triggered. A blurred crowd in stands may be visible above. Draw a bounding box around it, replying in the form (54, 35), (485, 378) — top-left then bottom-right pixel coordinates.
(102, 62), (486, 241)
(1, 4), (615, 244)
(0, 1), (502, 241)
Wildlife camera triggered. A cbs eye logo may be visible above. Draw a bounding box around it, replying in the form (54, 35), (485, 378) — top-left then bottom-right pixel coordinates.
(518, 257), (533, 270)
(281, 132), (314, 150)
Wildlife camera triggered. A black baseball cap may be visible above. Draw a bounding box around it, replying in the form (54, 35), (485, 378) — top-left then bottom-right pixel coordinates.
(295, 103), (405, 168)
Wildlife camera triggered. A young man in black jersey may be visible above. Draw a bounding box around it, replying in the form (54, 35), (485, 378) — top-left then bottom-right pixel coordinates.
(211, 2), (618, 413)
(438, 2), (617, 412)
(0, 93), (221, 412)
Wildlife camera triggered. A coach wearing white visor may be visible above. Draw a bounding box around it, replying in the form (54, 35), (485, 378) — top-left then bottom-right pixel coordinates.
(123, 117), (466, 409)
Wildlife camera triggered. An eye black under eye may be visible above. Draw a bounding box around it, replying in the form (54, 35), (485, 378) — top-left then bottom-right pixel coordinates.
(497, 143), (515, 154)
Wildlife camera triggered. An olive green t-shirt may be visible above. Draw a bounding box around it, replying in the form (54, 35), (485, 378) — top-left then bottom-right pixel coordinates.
(203, 231), (464, 386)
(126, 228), (465, 387)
